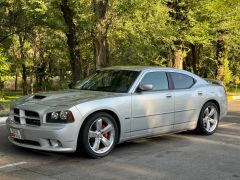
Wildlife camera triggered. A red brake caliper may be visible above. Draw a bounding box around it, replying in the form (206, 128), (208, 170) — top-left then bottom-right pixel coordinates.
(101, 122), (109, 139)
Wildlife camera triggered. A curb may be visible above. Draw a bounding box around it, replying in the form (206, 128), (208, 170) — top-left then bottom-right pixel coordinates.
(0, 117), (7, 124)
(228, 96), (240, 101)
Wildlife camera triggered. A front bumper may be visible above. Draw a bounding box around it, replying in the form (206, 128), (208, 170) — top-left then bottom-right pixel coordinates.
(6, 117), (81, 152)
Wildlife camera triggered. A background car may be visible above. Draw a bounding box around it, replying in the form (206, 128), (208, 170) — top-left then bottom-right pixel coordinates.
(6, 66), (228, 158)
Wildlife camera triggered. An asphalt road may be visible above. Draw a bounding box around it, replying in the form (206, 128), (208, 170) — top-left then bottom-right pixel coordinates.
(0, 100), (239, 180)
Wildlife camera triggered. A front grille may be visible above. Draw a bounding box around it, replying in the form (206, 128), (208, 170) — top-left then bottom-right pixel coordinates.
(26, 118), (41, 126)
(14, 139), (40, 146)
(25, 110), (39, 117)
(14, 108), (20, 115)
(13, 109), (41, 126)
(13, 108), (20, 124)
(14, 116), (20, 123)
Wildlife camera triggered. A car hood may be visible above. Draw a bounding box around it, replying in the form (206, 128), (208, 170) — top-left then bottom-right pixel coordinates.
(13, 90), (125, 107)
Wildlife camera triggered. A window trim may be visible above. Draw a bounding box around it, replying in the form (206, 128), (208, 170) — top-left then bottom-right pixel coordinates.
(168, 72), (196, 90)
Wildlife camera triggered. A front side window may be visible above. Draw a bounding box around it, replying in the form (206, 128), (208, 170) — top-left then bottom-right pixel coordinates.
(74, 70), (140, 93)
(140, 71), (169, 91)
(170, 72), (195, 89)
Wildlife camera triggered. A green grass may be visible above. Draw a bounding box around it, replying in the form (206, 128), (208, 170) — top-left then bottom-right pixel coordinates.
(0, 89), (23, 117)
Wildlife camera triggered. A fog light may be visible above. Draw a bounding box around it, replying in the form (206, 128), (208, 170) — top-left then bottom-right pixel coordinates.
(49, 139), (61, 148)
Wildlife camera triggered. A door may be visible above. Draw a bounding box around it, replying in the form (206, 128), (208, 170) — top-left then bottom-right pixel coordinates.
(131, 71), (174, 138)
(169, 72), (197, 129)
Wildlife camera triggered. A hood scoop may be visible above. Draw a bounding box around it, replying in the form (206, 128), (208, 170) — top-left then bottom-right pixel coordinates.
(33, 94), (47, 100)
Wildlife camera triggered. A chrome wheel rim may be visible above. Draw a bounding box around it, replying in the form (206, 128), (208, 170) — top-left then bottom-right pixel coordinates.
(203, 105), (218, 133)
(88, 118), (115, 154)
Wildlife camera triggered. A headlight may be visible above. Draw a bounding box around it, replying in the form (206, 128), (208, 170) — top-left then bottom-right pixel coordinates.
(51, 112), (59, 120)
(46, 110), (74, 123)
(60, 111), (68, 120)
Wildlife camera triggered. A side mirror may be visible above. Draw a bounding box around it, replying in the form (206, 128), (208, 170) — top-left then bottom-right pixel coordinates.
(137, 84), (153, 92)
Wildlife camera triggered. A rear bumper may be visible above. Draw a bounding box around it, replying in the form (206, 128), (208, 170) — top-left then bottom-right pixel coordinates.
(219, 96), (228, 120)
(6, 117), (80, 152)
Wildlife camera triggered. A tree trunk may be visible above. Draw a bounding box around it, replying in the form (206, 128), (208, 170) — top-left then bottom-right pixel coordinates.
(216, 38), (225, 76)
(215, 34), (226, 81)
(35, 73), (39, 92)
(167, 0), (188, 69)
(0, 82), (4, 89)
(30, 72), (34, 94)
(15, 68), (18, 91)
(60, 0), (82, 85)
(59, 68), (64, 82)
(183, 49), (191, 71)
(190, 44), (197, 73)
(19, 35), (28, 95)
(92, 0), (109, 70)
(21, 64), (27, 94)
(36, 58), (46, 91)
(184, 43), (202, 75)
(174, 47), (184, 69)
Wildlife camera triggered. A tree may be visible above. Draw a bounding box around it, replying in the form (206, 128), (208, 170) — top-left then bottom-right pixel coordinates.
(108, 0), (171, 66)
(1, 0), (240, 92)
(166, 0), (189, 69)
(60, 0), (82, 85)
(92, 0), (109, 69)
(0, 48), (9, 89)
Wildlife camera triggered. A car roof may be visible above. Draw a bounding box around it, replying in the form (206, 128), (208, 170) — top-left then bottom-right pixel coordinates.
(102, 66), (195, 75)
(102, 66), (177, 71)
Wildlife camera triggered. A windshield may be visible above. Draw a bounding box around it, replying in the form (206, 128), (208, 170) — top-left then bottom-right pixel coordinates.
(73, 70), (140, 93)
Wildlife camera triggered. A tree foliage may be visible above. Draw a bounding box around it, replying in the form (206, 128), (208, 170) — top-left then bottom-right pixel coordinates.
(0, 0), (240, 93)
(0, 48), (9, 88)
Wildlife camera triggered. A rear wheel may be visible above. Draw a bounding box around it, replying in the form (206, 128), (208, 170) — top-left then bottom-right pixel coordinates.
(195, 102), (219, 135)
(78, 112), (118, 158)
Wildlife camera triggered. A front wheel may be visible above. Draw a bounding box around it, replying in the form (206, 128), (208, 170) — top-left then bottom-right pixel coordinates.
(78, 112), (118, 158)
(195, 102), (219, 135)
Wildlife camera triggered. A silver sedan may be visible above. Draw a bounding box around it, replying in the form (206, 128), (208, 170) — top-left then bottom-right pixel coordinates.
(6, 67), (228, 158)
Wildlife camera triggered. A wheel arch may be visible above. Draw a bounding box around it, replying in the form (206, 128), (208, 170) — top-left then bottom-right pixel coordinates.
(78, 109), (122, 144)
(204, 99), (220, 114)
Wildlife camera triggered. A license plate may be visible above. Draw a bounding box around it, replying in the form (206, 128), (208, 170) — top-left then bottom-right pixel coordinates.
(9, 128), (22, 139)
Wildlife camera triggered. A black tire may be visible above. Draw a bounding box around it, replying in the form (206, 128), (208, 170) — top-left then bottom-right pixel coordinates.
(77, 112), (119, 158)
(195, 102), (219, 135)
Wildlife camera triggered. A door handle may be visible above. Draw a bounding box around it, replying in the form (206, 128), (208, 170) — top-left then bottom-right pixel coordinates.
(166, 94), (172, 98)
(197, 91), (203, 96)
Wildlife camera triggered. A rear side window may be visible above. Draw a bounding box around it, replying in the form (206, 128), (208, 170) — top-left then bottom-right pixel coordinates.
(170, 72), (195, 89)
(140, 71), (169, 91)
